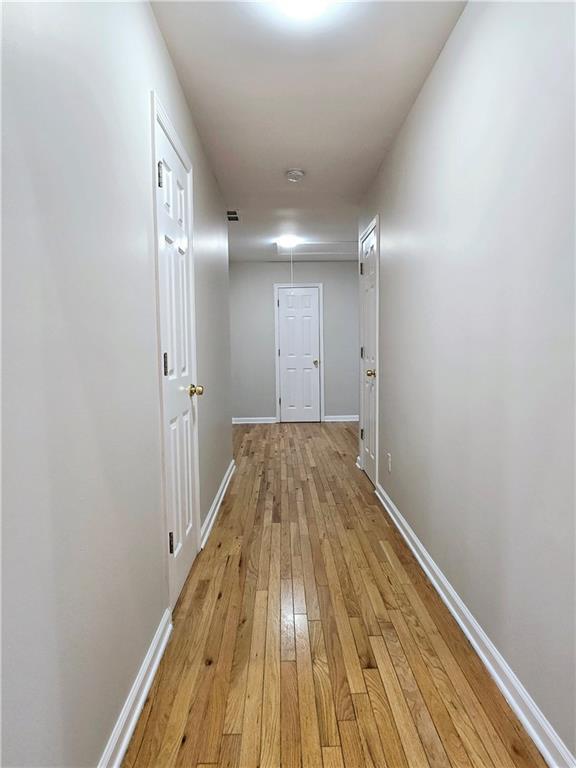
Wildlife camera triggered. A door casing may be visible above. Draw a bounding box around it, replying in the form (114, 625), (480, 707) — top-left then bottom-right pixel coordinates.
(358, 216), (380, 484)
(274, 283), (325, 423)
(151, 92), (202, 609)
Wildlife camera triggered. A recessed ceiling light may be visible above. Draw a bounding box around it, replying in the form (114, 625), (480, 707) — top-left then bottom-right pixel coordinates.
(274, 1), (332, 20)
(285, 168), (306, 183)
(277, 235), (303, 249)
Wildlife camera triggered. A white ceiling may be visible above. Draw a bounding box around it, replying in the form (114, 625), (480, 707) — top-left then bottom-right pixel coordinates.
(153, 1), (464, 261)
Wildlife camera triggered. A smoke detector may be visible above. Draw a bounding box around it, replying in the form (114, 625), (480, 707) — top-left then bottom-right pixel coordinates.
(285, 168), (306, 183)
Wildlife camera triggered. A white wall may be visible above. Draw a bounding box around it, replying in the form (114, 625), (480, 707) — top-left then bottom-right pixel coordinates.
(2, 3), (232, 765)
(229, 261), (359, 420)
(361, 1), (575, 753)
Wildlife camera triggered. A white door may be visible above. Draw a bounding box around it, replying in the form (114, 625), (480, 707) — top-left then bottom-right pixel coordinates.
(155, 105), (202, 606)
(360, 224), (378, 484)
(277, 286), (321, 422)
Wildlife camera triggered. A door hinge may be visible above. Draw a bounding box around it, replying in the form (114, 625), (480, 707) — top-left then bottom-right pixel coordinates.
(360, 262), (364, 275)
(278, 348), (280, 357)
(168, 531), (174, 554)
(360, 428), (364, 440)
(277, 299), (280, 307)
(360, 346), (364, 359)
(163, 352), (168, 376)
(279, 397), (282, 406)
(157, 161), (163, 188)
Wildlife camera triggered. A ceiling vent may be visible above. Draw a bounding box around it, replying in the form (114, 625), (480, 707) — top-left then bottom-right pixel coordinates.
(227, 209), (240, 222)
(285, 168), (305, 183)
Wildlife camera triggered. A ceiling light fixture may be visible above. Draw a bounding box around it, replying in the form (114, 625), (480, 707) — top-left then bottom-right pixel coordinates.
(276, 235), (303, 249)
(274, 0), (332, 20)
(285, 168), (306, 183)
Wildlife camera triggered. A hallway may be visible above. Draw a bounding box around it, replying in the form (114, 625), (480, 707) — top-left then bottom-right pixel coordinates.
(3, 2), (575, 764)
(124, 423), (546, 768)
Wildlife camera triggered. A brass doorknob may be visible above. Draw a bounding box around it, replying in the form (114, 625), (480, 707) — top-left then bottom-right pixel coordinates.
(187, 384), (205, 397)
(366, 369), (376, 378)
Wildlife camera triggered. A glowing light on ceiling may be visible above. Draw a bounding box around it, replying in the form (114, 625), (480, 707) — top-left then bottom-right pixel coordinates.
(273, 1), (333, 20)
(276, 235), (304, 249)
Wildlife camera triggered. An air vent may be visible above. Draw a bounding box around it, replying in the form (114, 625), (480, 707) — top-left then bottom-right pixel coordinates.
(226, 209), (240, 222)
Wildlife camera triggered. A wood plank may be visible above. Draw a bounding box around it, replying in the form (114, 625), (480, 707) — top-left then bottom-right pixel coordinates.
(309, 620), (340, 747)
(151, 558), (229, 767)
(403, 583), (519, 768)
(380, 620), (450, 768)
(298, 504), (321, 620)
(323, 746), (345, 768)
(370, 635), (430, 768)
(317, 586), (355, 722)
(349, 617), (377, 671)
(320, 538), (366, 694)
(219, 733), (241, 768)
(196, 557), (245, 763)
(223, 520), (262, 734)
(294, 614), (323, 768)
(338, 720), (364, 768)
(363, 669), (408, 768)
(239, 589), (268, 767)
(124, 424), (549, 768)
(291, 554), (307, 615)
(281, 661), (301, 768)
(280, 578), (296, 662)
(261, 525), (281, 768)
(330, 513), (380, 636)
(396, 598), (495, 768)
(352, 692), (389, 768)
(175, 552), (241, 766)
(389, 609), (475, 768)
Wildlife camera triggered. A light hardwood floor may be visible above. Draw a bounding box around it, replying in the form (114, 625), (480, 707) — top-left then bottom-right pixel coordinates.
(124, 423), (547, 768)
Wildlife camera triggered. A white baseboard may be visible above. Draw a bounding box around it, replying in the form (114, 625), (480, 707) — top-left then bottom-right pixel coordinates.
(232, 417), (277, 424)
(323, 415), (359, 422)
(375, 484), (576, 768)
(200, 459), (236, 547)
(98, 609), (172, 768)
(233, 416), (360, 425)
(98, 459), (237, 766)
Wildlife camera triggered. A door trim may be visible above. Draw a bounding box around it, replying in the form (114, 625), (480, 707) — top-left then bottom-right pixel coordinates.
(358, 216), (380, 484)
(274, 283), (325, 423)
(151, 92), (201, 609)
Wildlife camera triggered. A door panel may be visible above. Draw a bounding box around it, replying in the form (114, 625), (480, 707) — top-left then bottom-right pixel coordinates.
(278, 286), (321, 422)
(360, 227), (378, 484)
(182, 411), (193, 534)
(168, 417), (181, 555)
(156, 115), (201, 606)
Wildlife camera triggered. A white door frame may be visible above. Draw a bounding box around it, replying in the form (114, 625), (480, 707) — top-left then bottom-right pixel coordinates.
(358, 216), (379, 482)
(151, 92), (202, 608)
(274, 283), (325, 423)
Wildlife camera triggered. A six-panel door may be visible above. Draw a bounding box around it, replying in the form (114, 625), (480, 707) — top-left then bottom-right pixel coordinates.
(278, 286), (321, 422)
(360, 228), (377, 484)
(156, 117), (201, 606)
